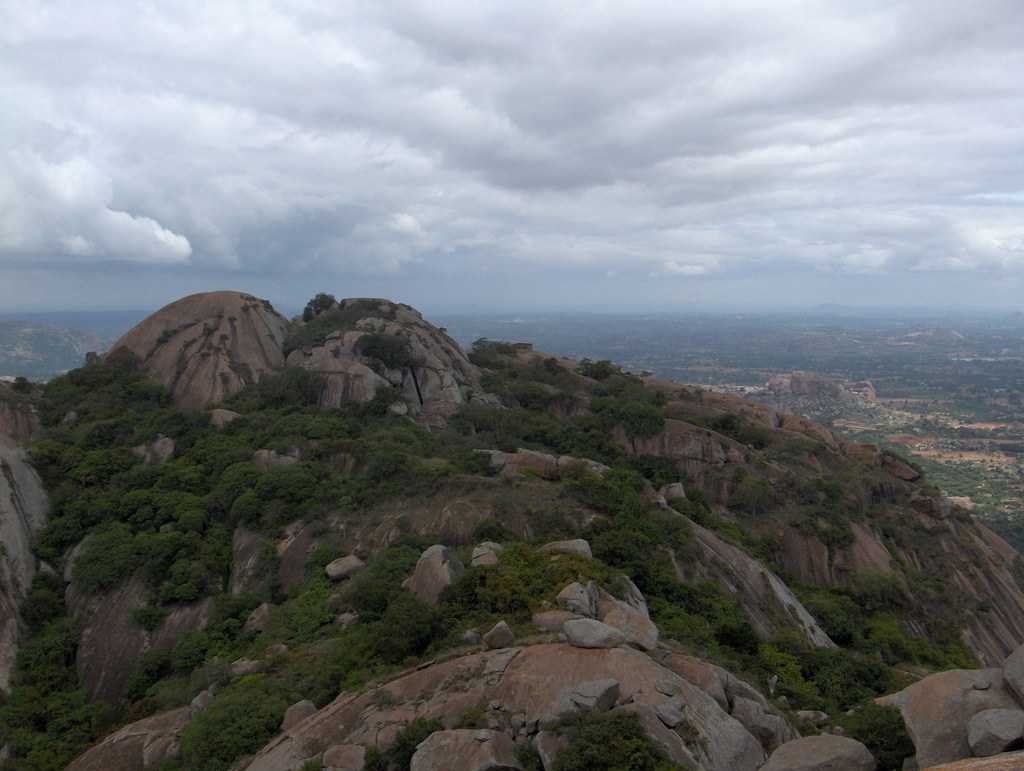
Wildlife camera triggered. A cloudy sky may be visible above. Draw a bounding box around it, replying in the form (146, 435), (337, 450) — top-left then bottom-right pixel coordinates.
(2, 1), (1024, 313)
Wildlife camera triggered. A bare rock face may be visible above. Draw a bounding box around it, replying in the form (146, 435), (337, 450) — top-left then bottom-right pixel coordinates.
(322, 744), (366, 770)
(967, 708), (1024, 757)
(65, 572), (214, 704)
(0, 435), (49, 696)
(674, 518), (835, 649)
(285, 298), (484, 426)
(403, 545), (464, 605)
(760, 735), (875, 771)
(0, 383), (40, 444)
(282, 700), (317, 731)
(410, 729), (521, 771)
(110, 291), (290, 410)
(926, 751), (1024, 769)
(878, 668), (1021, 767)
(241, 643), (765, 771)
(66, 706), (192, 771)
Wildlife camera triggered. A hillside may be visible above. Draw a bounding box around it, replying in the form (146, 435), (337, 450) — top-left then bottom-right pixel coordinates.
(2, 293), (1024, 771)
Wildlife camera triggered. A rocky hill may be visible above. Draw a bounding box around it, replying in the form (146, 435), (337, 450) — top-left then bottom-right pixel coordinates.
(3, 293), (1024, 771)
(109, 291), (291, 410)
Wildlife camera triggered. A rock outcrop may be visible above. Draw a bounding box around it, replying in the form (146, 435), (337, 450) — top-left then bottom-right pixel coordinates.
(760, 734), (876, 771)
(66, 706), (193, 771)
(403, 545), (465, 605)
(878, 668), (1021, 767)
(0, 383), (39, 444)
(0, 434), (49, 695)
(410, 729), (521, 771)
(286, 298), (485, 426)
(110, 291), (290, 410)
(241, 643), (766, 771)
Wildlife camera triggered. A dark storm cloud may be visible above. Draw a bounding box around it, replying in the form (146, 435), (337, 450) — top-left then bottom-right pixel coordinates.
(2, 0), (1024, 309)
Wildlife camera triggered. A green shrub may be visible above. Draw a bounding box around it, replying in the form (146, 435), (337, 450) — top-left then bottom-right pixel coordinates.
(364, 717), (441, 771)
(356, 333), (415, 370)
(179, 676), (293, 771)
(554, 711), (682, 771)
(840, 702), (914, 770)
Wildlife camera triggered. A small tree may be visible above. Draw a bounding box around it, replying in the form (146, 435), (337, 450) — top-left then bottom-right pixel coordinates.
(302, 293), (337, 322)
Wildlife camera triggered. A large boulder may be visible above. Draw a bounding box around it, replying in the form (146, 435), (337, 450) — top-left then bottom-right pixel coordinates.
(539, 539), (592, 559)
(967, 708), (1024, 757)
(760, 735), (875, 771)
(241, 643), (765, 771)
(555, 581), (598, 617)
(1002, 643), (1024, 702)
(410, 729), (521, 771)
(878, 668), (1021, 767)
(596, 584), (658, 651)
(926, 752), (1024, 769)
(403, 545), (465, 605)
(66, 707), (192, 771)
(0, 435), (49, 696)
(282, 700), (317, 731)
(286, 298), (485, 426)
(325, 555), (365, 581)
(110, 291), (290, 410)
(563, 619), (626, 649)
(322, 744), (366, 770)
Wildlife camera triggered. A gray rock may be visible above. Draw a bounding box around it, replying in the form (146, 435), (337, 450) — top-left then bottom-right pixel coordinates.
(597, 589), (658, 651)
(1004, 643), (1024, 703)
(967, 708), (1024, 757)
(471, 542), (504, 567)
(325, 554), (365, 581)
(796, 710), (829, 728)
(461, 629), (482, 645)
(265, 643), (289, 656)
(409, 729), (522, 771)
(334, 611), (359, 627)
(761, 735), (875, 771)
(483, 621), (516, 649)
(229, 658), (265, 677)
(568, 679), (620, 712)
(190, 689), (213, 711)
(539, 539), (592, 559)
(322, 743), (366, 770)
(562, 618), (626, 649)
(282, 699), (317, 731)
(555, 581), (598, 617)
(533, 731), (569, 771)
(209, 408), (241, 428)
(532, 610), (581, 632)
(731, 695), (794, 753)
(403, 545), (465, 605)
(656, 698), (686, 728)
(660, 482), (687, 500)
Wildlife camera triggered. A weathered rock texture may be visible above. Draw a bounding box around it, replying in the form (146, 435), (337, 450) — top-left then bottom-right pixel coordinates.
(286, 298), (485, 426)
(403, 544), (464, 605)
(0, 383), (40, 444)
(241, 643), (766, 771)
(66, 706), (192, 771)
(0, 434), (49, 695)
(879, 668), (1021, 767)
(760, 734), (876, 771)
(110, 291), (290, 410)
(410, 729), (521, 771)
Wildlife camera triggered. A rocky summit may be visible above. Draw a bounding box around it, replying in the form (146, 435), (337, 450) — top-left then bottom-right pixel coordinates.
(3, 292), (1024, 771)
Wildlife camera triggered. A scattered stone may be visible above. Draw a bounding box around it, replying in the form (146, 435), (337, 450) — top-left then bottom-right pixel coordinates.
(461, 629), (482, 645)
(190, 689), (213, 711)
(555, 581), (598, 617)
(282, 700), (317, 731)
(209, 408), (241, 428)
(334, 611), (359, 627)
(229, 658), (265, 677)
(403, 545), (465, 605)
(761, 735), (876, 771)
(599, 599), (658, 651)
(796, 710), (829, 728)
(483, 621), (516, 649)
(967, 708), (1024, 757)
(533, 731), (569, 771)
(322, 743), (366, 771)
(656, 698), (686, 729)
(325, 554), (365, 581)
(409, 729), (522, 771)
(265, 643), (289, 656)
(659, 482), (686, 500)
(539, 539), (592, 559)
(568, 679), (620, 712)
(471, 542), (504, 567)
(562, 618), (625, 649)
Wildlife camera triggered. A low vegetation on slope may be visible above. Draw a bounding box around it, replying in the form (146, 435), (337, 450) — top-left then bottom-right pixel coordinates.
(1, 307), (1015, 770)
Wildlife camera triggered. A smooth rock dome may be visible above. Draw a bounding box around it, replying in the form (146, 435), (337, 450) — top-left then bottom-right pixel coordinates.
(110, 291), (290, 409)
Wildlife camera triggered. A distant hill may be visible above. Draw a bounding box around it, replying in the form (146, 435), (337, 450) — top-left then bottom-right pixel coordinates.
(0, 311), (144, 379)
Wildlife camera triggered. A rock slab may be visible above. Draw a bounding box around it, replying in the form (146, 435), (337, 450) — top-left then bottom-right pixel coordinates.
(761, 735), (876, 771)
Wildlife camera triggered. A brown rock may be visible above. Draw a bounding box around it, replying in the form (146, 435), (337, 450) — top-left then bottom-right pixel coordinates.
(483, 621), (516, 649)
(209, 408), (241, 428)
(533, 731), (569, 771)
(230, 658), (265, 677)
(878, 668), (1021, 767)
(555, 581), (598, 617)
(322, 743), (366, 770)
(563, 619), (625, 649)
(325, 555), (365, 581)
(967, 708), (1024, 757)
(130, 434), (176, 465)
(471, 542), (503, 567)
(760, 735), (875, 771)
(110, 291), (290, 410)
(66, 707), (192, 771)
(403, 545), (464, 605)
(926, 751), (1024, 769)
(532, 611), (581, 632)
(409, 729), (521, 771)
(282, 700), (317, 731)
(243, 602), (272, 634)
(539, 539), (592, 559)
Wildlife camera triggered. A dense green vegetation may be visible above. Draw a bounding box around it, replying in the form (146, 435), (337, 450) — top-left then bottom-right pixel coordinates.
(554, 712), (684, 771)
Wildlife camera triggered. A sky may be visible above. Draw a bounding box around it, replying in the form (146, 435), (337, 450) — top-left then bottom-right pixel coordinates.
(2, 0), (1024, 314)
